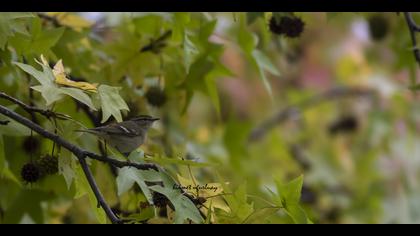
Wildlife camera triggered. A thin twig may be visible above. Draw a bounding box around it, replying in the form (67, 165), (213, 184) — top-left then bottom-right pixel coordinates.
(0, 92), (70, 120)
(248, 87), (375, 142)
(37, 13), (61, 27)
(404, 12), (420, 67)
(78, 157), (122, 224)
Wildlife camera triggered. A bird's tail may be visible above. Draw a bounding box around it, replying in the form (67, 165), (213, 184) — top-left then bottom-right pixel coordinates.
(74, 129), (98, 134)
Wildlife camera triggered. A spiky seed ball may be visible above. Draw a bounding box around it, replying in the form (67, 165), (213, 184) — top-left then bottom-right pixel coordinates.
(21, 163), (40, 183)
(368, 14), (389, 41)
(152, 191), (169, 208)
(328, 116), (358, 135)
(269, 16), (305, 38)
(22, 136), (40, 154)
(37, 155), (58, 176)
(145, 86), (167, 107)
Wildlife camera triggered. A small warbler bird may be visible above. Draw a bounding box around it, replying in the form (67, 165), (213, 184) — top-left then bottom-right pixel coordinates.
(77, 115), (159, 155)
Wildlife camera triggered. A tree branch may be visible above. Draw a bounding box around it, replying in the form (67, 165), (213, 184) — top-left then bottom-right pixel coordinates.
(0, 103), (158, 223)
(0, 104), (120, 223)
(78, 157), (122, 224)
(404, 12), (420, 67)
(37, 12), (62, 27)
(248, 87), (375, 142)
(0, 92), (70, 121)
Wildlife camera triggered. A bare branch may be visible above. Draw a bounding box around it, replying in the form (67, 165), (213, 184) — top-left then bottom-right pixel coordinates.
(404, 12), (420, 67)
(0, 92), (70, 120)
(37, 12), (61, 27)
(248, 87), (375, 142)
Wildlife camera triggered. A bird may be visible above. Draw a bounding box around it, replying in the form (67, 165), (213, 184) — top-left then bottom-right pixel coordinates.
(76, 115), (159, 155)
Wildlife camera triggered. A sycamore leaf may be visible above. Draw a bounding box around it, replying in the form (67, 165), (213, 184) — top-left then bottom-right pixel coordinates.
(59, 87), (97, 110)
(242, 207), (281, 224)
(116, 167), (161, 204)
(0, 13), (34, 49)
(46, 12), (93, 31)
(97, 85), (130, 123)
(284, 204), (308, 224)
(150, 170), (204, 224)
(276, 175), (304, 205)
(31, 85), (64, 106)
(14, 62), (53, 85)
(221, 183), (254, 222)
(275, 175), (310, 224)
(246, 12), (265, 25)
(52, 59), (98, 92)
(149, 185), (204, 224)
(59, 149), (76, 189)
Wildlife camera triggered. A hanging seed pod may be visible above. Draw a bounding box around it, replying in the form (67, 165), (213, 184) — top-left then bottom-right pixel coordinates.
(145, 86), (167, 107)
(368, 14), (389, 41)
(37, 154), (59, 176)
(269, 15), (305, 38)
(21, 163), (41, 183)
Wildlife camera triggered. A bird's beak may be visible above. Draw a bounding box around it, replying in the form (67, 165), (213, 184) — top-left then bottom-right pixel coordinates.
(152, 118), (160, 122)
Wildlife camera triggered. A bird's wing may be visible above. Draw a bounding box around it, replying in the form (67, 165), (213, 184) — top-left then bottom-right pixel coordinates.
(91, 121), (140, 137)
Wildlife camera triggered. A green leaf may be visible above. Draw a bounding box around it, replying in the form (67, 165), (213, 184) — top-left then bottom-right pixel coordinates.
(205, 75), (221, 118)
(59, 87), (97, 111)
(31, 85), (64, 106)
(172, 12), (191, 43)
(284, 204), (308, 224)
(183, 32), (199, 74)
(0, 13), (33, 49)
(242, 207), (281, 224)
(222, 184), (254, 222)
(252, 50), (280, 76)
(276, 175), (304, 205)
(150, 170), (204, 224)
(275, 175), (310, 224)
(237, 17), (274, 99)
(30, 27), (65, 54)
(185, 56), (215, 90)
(238, 23), (258, 54)
(246, 12), (265, 25)
(14, 62), (52, 85)
(116, 167), (161, 203)
(2, 189), (52, 224)
(97, 85), (130, 123)
(326, 12), (340, 22)
(59, 149), (76, 189)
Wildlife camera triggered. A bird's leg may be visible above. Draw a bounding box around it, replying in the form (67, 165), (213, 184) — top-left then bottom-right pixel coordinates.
(122, 152), (131, 163)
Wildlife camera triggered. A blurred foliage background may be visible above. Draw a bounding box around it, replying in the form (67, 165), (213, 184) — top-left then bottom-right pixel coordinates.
(1, 12), (420, 224)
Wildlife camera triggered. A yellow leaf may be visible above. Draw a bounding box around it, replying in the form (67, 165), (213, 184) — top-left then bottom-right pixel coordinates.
(46, 12), (93, 31)
(41, 56), (98, 92)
